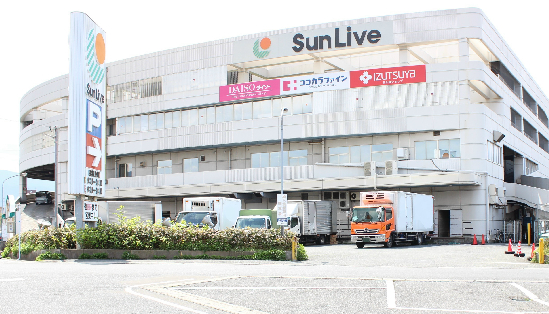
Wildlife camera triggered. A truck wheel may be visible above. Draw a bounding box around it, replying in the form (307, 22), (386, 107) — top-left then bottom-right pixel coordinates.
(414, 233), (424, 245)
(356, 243), (365, 248)
(316, 235), (326, 245)
(384, 234), (394, 248)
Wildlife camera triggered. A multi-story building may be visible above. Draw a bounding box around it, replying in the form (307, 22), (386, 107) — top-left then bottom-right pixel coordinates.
(19, 8), (549, 240)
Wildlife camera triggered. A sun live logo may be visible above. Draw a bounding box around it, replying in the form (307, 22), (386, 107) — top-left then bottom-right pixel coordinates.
(292, 26), (382, 53)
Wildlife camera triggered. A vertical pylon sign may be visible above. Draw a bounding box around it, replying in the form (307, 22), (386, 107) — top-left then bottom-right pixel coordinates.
(68, 12), (106, 197)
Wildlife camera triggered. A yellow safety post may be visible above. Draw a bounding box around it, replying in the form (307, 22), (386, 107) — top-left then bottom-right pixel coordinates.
(291, 236), (297, 262)
(528, 223), (532, 245)
(540, 238), (545, 264)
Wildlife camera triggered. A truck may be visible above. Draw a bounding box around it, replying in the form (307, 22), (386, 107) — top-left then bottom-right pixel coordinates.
(351, 191), (434, 248)
(281, 200), (338, 245)
(176, 197), (241, 230)
(234, 209), (278, 229)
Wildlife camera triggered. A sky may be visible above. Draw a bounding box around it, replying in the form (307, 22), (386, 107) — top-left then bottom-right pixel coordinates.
(2, 0), (549, 173)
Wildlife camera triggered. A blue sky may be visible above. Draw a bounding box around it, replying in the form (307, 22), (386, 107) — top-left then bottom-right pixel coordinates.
(3, 1), (549, 173)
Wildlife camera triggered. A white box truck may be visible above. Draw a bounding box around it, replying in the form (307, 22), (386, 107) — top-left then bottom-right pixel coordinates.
(176, 197), (241, 230)
(350, 191), (434, 248)
(281, 200), (338, 245)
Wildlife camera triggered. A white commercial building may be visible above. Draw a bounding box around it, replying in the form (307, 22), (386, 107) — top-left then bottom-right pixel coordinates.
(19, 8), (549, 241)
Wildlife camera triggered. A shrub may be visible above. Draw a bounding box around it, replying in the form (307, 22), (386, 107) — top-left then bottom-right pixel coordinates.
(92, 252), (109, 259)
(122, 251), (139, 260)
(152, 255), (166, 259)
(36, 251), (66, 261)
(297, 244), (308, 261)
(79, 253), (93, 259)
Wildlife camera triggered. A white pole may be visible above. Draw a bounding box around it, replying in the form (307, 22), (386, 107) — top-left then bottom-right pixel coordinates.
(280, 107), (288, 237)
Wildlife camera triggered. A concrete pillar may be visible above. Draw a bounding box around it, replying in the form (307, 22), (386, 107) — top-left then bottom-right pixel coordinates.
(313, 60), (326, 74)
(237, 71), (250, 83)
(458, 38), (469, 63)
(20, 175), (27, 204)
(399, 45), (409, 66)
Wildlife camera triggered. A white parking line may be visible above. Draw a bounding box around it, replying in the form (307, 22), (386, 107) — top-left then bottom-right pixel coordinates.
(0, 278), (24, 282)
(511, 282), (549, 307)
(386, 279), (396, 308)
(125, 279), (209, 314)
(177, 286), (384, 290)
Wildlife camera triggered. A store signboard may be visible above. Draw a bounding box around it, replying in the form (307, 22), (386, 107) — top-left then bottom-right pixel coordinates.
(83, 201), (99, 222)
(350, 65), (426, 88)
(219, 79), (280, 102)
(233, 21), (394, 63)
(68, 12), (106, 196)
(280, 72), (350, 95)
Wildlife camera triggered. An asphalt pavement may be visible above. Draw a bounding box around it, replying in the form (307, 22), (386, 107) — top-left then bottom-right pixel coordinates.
(0, 243), (547, 314)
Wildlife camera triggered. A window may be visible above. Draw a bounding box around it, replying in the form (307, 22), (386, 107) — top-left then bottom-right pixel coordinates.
(525, 158), (538, 175)
(350, 145), (371, 163)
(251, 150), (307, 168)
(289, 150), (307, 166)
(540, 134), (549, 153)
(523, 120), (538, 144)
(183, 158), (199, 173)
(487, 141), (502, 165)
(511, 108), (522, 131)
(140, 115), (149, 132)
(415, 139), (460, 160)
(165, 112), (173, 129)
(329, 146), (350, 164)
(172, 111), (181, 128)
(251, 152), (270, 168)
(156, 113), (164, 129)
(157, 160), (172, 175)
(149, 114), (157, 130)
(107, 76), (162, 104)
(133, 116), (141, 132)
(371, 144), (393, 162)
(118, 163), (132, 177)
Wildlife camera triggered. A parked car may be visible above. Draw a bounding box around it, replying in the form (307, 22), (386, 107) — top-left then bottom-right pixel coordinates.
(35, 191), (53, 205)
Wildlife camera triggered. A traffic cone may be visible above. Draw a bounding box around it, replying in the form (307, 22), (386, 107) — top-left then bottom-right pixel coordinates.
(505, 239), (515, 254)
(514, 241), (525, 257)
(481, 234), (486, 245)
(472, 234), (478, 245)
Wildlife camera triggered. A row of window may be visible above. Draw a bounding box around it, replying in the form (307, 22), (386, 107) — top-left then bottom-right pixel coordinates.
(251, 150), (308, 168)
(328, 144), (393, 164)
(510, 108), (549, 153)
(114, 94), (312, 135)
(116, 140), (462, 177)
(118, 158), (199, 177)
(414, 139), (461, 160)
(108, 76), (163, 104)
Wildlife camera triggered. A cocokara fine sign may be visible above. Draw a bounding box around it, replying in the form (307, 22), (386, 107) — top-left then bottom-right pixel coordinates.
(232, 21), (393, 63)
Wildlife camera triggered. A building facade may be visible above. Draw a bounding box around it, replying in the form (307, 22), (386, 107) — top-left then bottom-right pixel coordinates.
(19, 8), (549, 240)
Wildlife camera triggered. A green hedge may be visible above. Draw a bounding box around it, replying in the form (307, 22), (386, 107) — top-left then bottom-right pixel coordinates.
(1, 218), (305, 260)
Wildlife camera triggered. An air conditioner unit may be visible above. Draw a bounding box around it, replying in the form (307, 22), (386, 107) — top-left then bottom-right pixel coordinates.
(385, 160), (398, 175)
(350, 192), (358, 201)
(396, 148), (409, 160)
(364, 161), (376, 176)
(339, 191), (350, 209)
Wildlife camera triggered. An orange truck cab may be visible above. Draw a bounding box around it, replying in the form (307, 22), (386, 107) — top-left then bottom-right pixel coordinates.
(351, 191), (434, 248)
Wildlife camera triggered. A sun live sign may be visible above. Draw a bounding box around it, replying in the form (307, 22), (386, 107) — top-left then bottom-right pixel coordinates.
(68, 12), (106, 197)
(232, 21), (393, 63)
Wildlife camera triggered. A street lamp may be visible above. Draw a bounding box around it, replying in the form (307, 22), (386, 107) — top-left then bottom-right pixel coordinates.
(2, 173), (27, 215)
(280, 107), (289, 237)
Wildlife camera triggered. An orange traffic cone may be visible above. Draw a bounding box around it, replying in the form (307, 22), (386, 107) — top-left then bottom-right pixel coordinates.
(472, 234), (478, 245)
(505, 239), (515, 254)
(514, 241), (525, 257)
(481, 234), (486, 245)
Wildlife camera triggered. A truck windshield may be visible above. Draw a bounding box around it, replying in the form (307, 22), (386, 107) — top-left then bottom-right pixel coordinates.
(176, 212), (209, 225)
(235, 217), (266, 229)
(351, 207), (385, 223)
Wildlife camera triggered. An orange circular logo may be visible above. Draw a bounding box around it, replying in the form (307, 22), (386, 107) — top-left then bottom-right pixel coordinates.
(260, 37), (271, 50)
(95, 33), (106, 65)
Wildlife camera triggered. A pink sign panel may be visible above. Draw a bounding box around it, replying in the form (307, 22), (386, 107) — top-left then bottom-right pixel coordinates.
(350, 65), (426, 88)
(219, 79), (281, 102)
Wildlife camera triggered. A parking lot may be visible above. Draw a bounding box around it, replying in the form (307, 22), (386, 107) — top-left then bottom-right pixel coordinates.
(1, 242), (548, 313)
